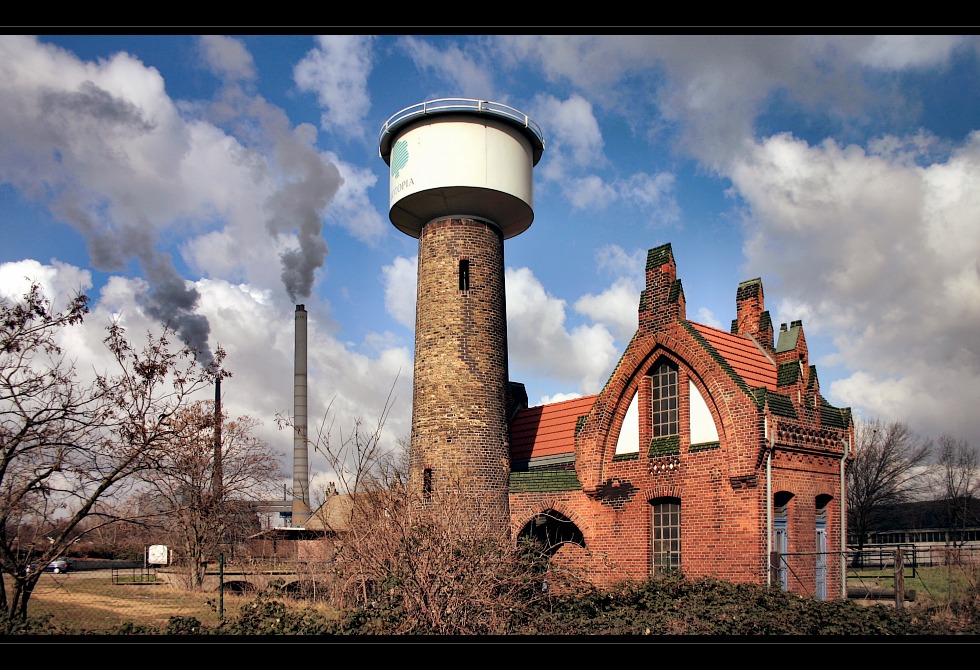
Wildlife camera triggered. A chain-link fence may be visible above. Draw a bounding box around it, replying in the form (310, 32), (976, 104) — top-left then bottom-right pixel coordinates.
(5, 556), (332, 633)
(765, 544), (980, 608)
(843, 544), (980, 608)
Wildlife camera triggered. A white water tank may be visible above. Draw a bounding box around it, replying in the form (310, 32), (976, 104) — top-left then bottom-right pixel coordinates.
(379, 99), (545, 239)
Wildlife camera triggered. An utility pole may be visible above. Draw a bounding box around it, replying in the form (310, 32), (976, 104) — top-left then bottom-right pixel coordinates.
(212, 376), (222, 502)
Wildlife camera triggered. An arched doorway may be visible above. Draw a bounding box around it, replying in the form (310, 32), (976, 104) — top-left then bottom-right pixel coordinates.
(517, 510), (586, 556)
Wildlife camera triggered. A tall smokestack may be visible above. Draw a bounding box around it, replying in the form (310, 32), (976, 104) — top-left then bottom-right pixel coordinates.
(292, 304), (311, 526)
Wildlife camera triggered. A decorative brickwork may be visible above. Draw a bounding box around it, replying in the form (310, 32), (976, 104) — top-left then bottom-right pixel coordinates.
(638, 243), (686, 331)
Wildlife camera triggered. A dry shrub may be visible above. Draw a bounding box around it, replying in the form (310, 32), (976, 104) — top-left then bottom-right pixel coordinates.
(317, 470), (562, 635)
(291, 387), (586, 635)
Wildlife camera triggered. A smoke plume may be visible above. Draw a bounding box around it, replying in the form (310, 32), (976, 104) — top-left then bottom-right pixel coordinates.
(257, 103), (340, 303)
(69, 211), (215, 365)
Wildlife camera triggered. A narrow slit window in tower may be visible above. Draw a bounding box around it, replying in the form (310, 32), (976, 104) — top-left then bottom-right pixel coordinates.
(422, 468), (433, 500)
(459, 258), (470, 291)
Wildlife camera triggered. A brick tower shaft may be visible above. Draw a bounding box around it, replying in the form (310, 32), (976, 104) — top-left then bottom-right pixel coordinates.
(410, 218), (511, 522)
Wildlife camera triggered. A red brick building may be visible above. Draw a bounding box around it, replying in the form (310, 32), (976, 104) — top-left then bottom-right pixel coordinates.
(378, 100), (852, 600)
(508, 242), (854, 599)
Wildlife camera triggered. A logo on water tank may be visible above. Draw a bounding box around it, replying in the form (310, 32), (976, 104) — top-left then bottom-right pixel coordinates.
(391, 139), (409, 178)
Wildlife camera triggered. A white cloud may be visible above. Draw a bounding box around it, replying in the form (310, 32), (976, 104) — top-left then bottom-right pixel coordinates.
(831, 366), (980, 447)
(495, 35), (654, 93)
(320, 150), (386, 246)
(522, 91), (678, 220)
(531, 93), (605, 170)
(575, 277), (640, 343)
(564, 174), (618, 209)
(506, 266), (619, 395)
(559, 172), (679, 224)
(501, 35), (785, 170)
(735, 133), (927, 309)
(540, 392), (583, 405)
(382, 255), (417, 330)
(732, 130), (980, 446)
(694, 307), (722, 330)
(0, 259), (92, 307)
(832, 35), (966, 70)
(294, 35), (375, 136)
(395, 36), (496, 100)
(922, 131), (980, 269)
(595, 245), (646, 278)
(619, 171), (680, 225)
(500, 35), (966, 174)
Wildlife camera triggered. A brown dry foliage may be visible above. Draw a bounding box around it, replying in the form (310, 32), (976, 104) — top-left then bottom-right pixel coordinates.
(286, 383), (580, 635)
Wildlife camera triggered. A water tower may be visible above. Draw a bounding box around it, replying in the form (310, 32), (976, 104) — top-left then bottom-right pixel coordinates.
(379, 99), (544, 528)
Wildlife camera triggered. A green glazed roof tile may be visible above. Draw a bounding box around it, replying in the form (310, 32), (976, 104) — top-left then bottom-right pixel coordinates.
(509, 468), (582, 493)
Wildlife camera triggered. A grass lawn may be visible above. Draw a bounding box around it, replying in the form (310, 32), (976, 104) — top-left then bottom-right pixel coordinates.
(5, 571), (310, 633)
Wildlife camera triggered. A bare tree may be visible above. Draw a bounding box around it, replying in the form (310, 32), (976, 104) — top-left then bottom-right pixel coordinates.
(847, 418), (933, 550)
(136, 400), (283, 588)
(928, 435), (980, 547)
(70, 499), (155, 560)
(0, 283), (222, 623)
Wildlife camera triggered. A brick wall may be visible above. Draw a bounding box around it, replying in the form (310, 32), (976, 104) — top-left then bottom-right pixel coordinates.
(507, 244), (852, 596)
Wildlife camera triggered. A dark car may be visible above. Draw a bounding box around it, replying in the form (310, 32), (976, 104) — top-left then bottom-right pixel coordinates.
(36, 557), (71, 573)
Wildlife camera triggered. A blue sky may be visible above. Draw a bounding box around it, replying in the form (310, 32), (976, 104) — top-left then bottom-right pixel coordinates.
(2, 34), (979, 497)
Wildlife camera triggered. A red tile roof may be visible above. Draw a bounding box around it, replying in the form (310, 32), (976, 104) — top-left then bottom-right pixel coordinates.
(689, 322), (778, 390)
(510, 394), (597, 461)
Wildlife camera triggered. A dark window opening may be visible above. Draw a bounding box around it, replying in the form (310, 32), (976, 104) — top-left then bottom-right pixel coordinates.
(815, 493), (832, 517)
(422, 468), (432, 500)
(459, 258), (470, 291)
